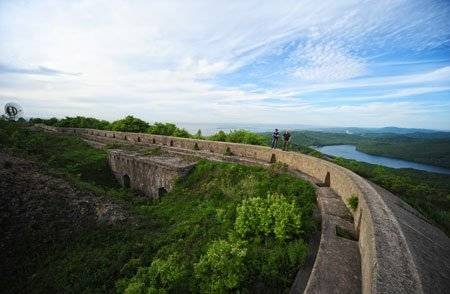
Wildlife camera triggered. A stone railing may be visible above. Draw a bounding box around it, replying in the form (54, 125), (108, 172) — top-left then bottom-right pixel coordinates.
(36, 124), (450, 293)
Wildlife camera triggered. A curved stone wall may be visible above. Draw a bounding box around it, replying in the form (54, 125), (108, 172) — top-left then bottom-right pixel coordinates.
(36, 124), (450, 293)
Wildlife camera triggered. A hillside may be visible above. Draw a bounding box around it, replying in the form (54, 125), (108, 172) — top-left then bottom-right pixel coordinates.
(280, 131), (450, 169)
(0, 153), (130, 293)
(0, 122), (317, 293)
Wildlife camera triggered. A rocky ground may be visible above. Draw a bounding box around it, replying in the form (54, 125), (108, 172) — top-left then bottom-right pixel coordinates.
(0, 152), (129, 290)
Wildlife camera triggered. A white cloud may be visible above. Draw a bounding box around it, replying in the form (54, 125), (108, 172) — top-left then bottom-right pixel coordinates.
(292, 43), (366, 82)
(0, 0), (449, 128)
(269, 66), (450, 100)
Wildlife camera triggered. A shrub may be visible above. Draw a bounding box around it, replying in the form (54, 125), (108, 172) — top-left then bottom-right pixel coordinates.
(147, 122), (190, 138)
(44, 117), (59, 126)
(124, 254), (186, 293)
(209, 129), (266, 146)
(56, 116), (111, 130)
(253, 239), (308, 283)
(28, 117), (59, 126)
(209, 130), (227, 142)
(235, 193), (302, 241)
(227, 130), (265, 145)
(194, 129), (204, 139)
(270, 194), (302, 240)
(111, 116), (149, 133)
(147, 255), (186, 291)
(268, 162), (288, 176)
(195, 239), (247, 292)
(347, 195), (359, 211)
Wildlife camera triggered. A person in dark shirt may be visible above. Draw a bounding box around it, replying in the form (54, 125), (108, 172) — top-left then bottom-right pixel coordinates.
(271, 128), (280, 148)
(283, 130), (291, 151)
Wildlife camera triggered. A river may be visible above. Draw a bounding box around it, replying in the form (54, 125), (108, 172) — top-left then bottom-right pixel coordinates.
(312, 145), (450, 175)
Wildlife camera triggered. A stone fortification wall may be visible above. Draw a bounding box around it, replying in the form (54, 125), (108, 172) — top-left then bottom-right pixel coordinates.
(36, 124), (450, 293)
(107, 150), (195, 199)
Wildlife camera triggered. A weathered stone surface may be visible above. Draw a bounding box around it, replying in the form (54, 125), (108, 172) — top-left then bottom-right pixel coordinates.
(303, 187), (361, 294)
(370, 183), (450, 294)
(317, 187), (353, 222)
(107, 149), (196, 199)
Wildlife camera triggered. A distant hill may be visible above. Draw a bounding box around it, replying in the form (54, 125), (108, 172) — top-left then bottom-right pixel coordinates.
(260, 130), (450, 169)
(309, 126), (450, 136)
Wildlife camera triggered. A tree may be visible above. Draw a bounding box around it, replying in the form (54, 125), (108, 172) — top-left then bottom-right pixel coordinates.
(56, 116), (111, 130)
(209, 130), (265, 145)
(209, 130), (227, 142)
(111, 116), (149, 133)
(194, 129), (203, 139)
(45, 117), (59, 126)
(148, 122), (191, 138)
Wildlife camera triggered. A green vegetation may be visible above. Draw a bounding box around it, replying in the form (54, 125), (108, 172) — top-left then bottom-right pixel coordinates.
(209, 129), (266, 145)
(194, 239), (248, 292)
(259, 131), (450, 234)
(32, 115), (192, 138)
(15, 116), (450, 235)
(111, 115), (150, 133)
(357, 139), (450, 169)
(123, 160), (316, 292)
(141, 146), (165, 156)
(33, 115), (265, 144)
(297, 144), (450, 235)
(235, 193), (302, 240)
(0, 120), (118, 188)
(148, 122), (191, 138)
(280, 130), (450, 169)
(333, 157), (450, 235)
(56, 116), (111, 130)
(347, 195), (359, 211)
(29, 117), (59, 126)
(0, 121), (317, 292)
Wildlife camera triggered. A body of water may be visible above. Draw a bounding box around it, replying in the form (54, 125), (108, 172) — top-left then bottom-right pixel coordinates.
(312, 144), (450, 175)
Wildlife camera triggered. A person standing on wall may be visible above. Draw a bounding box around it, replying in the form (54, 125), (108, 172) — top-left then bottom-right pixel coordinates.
(283, 130), (291, 151)
(271, 128), (280, 148)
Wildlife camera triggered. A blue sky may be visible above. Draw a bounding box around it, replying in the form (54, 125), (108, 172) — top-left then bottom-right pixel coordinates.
(0, 0), (449, 129)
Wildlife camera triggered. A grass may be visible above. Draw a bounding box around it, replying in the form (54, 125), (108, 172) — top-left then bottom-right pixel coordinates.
(347, 195), (359, 211)
(121, 160), (317, 292)
(0, 121), (317, 293)
(141, 146), (164, 156)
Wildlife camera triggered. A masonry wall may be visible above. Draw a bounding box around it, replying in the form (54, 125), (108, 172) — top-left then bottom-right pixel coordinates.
(107, 150), (193, 199)
(36, 124), (450, 294)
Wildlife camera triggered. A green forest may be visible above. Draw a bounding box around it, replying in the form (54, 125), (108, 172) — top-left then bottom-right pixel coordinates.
(0, 121), (317, 293)
(29, 115), (267, 145)
(281, 130), (450, 169)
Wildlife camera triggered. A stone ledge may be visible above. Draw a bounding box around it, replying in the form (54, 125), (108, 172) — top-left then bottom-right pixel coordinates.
(107, 149), (196, 198)
(305, 186), (361, 294)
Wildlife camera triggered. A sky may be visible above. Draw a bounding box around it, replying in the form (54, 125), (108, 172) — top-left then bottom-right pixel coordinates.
(0, 0), (449, 130)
